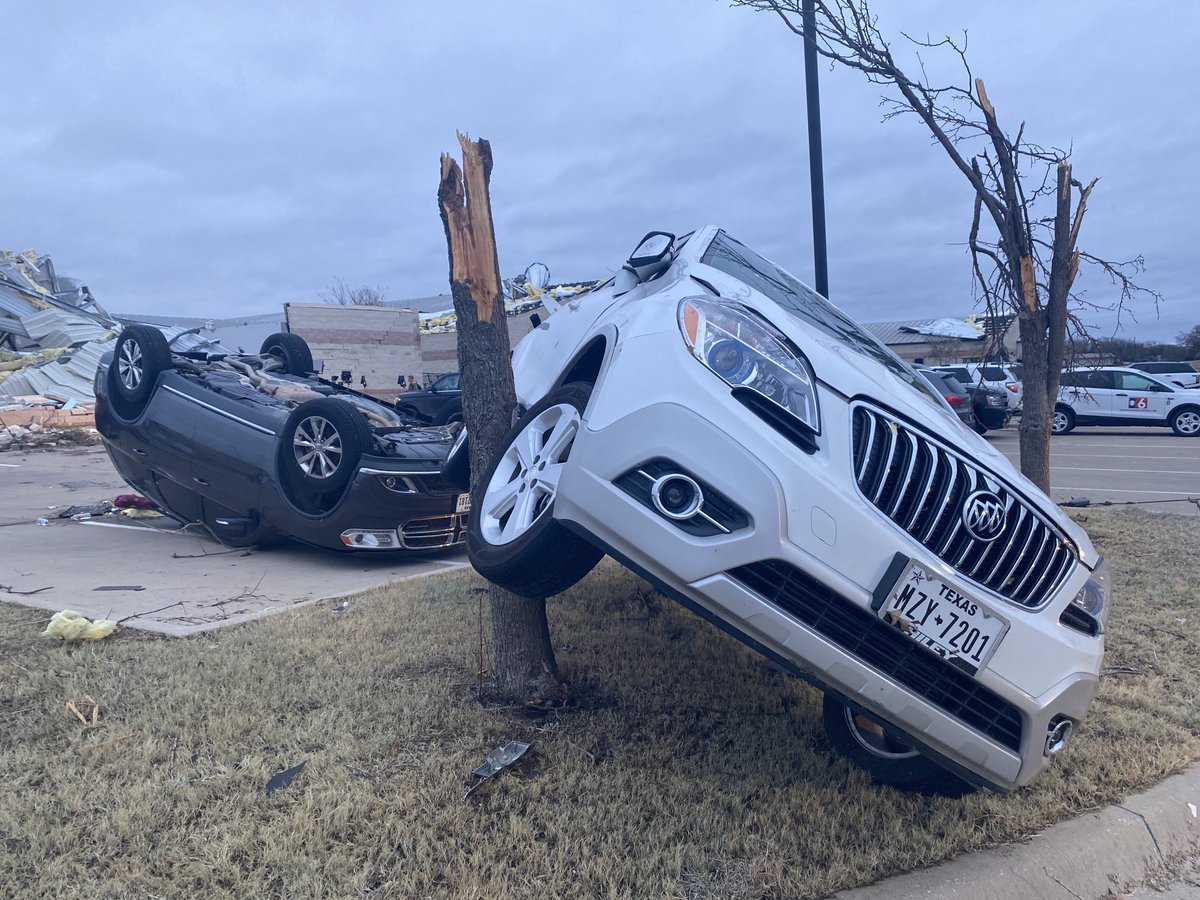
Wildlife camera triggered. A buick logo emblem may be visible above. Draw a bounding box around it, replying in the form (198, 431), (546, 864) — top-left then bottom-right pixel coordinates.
(961, 490), (1006, 542)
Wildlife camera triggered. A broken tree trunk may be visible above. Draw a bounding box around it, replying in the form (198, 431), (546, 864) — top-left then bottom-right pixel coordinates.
(437, 132), (565, 703)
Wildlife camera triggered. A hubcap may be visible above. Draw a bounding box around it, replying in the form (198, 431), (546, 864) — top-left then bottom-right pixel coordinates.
(117, 339), (143, 391)
(1176, 412), (1200, 435)
(1052, 411), (1068, 432)
(845, 708), (919, 760)
(292, 416), (343, 478)
(480, 403), (579, 546)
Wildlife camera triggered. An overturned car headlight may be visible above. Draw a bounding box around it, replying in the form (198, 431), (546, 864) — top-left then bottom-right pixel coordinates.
(1066, 554), (1111, 636)
(678, 296), (820, 434)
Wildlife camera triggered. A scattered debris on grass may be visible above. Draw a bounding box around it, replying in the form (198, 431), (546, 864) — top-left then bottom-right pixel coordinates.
(41, 610), (118, 642)
(461, 740), (533, 801)
(265, 761), (307, 796)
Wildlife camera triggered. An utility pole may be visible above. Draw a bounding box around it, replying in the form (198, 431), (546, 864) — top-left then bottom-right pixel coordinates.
(802, 0), (829, 298)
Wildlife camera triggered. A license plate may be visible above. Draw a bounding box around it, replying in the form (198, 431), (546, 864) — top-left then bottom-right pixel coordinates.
(877, 561), (1007, 675)
(455, 493), (471, 514)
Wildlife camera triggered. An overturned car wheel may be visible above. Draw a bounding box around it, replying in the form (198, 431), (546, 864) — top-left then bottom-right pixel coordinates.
(108, 325), (172, 417)
(280, 398), (371, 506)
(822, 694), (974, 796)
(260, 332), (314, 376)
(467, 382), (604, 598)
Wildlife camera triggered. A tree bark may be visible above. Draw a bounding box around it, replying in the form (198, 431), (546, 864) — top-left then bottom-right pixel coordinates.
(437, 133), (564, 703)
(1017, 308), (1052, 491)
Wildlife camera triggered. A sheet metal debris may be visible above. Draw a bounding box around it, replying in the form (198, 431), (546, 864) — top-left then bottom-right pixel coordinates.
(460, 741), (533, 801)
(265, 761), (307, 796)
(0, 249), (230, 411)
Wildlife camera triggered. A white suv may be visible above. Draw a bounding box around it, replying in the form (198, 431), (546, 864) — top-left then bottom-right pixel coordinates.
(933, 363), (1023, 412)
(467, 227), (1109, 794)
(1128, 361), (1200, 390)
(1054, 366), (1200, 436)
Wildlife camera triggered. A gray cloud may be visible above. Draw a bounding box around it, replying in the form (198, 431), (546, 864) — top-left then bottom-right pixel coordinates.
(2, 0), (1196, 342)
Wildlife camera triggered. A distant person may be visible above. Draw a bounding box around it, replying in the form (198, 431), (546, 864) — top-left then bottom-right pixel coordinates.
(406, 376), (419, 391)
(360, 375), (368, 389)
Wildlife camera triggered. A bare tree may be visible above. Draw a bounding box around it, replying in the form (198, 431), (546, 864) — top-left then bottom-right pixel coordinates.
(733, 0), (1159, 490)
(438, 133), (565, 702)
(320, 277), (388, 306)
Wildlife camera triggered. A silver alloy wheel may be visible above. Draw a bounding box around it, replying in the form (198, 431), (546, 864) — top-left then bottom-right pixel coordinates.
(117, 338), (143, 391)
(292, 415), (343, 478)
(844, 708), (920, 760)
(1051, 410), (1070, 434)
(480, 402), (580, 546)
(1174, 410), (1200, 435)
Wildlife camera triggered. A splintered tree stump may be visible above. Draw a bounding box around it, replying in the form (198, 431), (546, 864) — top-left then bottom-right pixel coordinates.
(437, 132), (564, 702)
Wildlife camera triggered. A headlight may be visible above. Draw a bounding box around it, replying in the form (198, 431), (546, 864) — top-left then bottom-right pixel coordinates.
(678, 296), (820, 433)
(1071, 554), (1111, 634)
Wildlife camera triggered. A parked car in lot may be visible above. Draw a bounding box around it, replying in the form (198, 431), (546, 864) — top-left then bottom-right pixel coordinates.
(468, 226), (1108, 794)
(916, 367), (976, 431)
(920, 368), (1010, 434)
(95, 326), (470, 552)
(1054, 366), (1200, 436)
(933, 363), (1023, 413)
(397, 372), (463, 425)
(1128, 361), (1200, 390)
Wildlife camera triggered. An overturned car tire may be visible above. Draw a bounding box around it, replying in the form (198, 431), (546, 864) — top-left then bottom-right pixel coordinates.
(108, 325), (172, 417)
(260, 332), (314, 376)
(279, 398), (371, 505)
(467, 382), (604, 599)
(822, 694), (974, 796)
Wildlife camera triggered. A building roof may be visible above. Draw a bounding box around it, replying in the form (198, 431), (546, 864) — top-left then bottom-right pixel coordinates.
(863, 314), (1016, 346)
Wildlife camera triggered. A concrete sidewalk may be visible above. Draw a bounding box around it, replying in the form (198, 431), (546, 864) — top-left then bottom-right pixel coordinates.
(834, 764), (1200, 899)
(0, 446), (467, 635)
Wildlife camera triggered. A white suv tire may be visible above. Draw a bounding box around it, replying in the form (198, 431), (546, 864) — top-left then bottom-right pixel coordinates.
(467, 382), (604, 597)
(1051, 406), (1076, 435)
(822, 695), (973, 795)
(1169, 407), (1200, 437)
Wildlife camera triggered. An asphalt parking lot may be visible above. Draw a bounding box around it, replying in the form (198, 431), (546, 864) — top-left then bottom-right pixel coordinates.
(988, 424), (1200, 515)
(0, 445), (467, 635)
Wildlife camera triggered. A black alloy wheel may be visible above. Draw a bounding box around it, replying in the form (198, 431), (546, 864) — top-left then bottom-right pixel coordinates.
(260, 332), (314, 376)
(108, 325), (172, 416)
(280, 398), (371, 500)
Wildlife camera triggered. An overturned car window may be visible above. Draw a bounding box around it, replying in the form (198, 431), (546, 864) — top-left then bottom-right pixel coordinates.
(701, 232), (930, 396)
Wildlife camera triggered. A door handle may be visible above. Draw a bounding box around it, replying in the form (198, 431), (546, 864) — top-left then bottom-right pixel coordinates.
(1114, 393), (1128, 397)
(192, 477), (209, 487)
(132, 447), (147, 456)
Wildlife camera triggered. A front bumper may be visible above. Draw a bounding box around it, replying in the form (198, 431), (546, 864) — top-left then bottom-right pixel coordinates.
(549, 331), (1102, 791)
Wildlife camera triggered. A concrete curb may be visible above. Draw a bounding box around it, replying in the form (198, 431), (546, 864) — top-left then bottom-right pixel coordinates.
(833, 764), (1200, 899)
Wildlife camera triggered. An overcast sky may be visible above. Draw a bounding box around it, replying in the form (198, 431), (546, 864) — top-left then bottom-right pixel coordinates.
(3, 1), (1196, 342)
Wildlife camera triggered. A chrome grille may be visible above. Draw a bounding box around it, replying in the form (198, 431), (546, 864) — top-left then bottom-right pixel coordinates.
(399, 513), (467, 550)
(851, 403), (1076, 609)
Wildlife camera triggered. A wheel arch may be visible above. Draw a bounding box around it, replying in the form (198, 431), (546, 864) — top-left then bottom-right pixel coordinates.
(552, 334), (610, 392)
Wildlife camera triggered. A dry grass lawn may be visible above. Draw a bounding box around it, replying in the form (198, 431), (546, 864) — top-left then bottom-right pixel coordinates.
(1, 508), (1197, 899)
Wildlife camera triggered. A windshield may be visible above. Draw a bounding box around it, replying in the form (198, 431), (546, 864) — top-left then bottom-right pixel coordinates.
(700, 231), (931, 395)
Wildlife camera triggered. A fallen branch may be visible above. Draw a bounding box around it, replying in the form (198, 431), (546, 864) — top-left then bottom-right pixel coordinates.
(0, 584), (53, 595)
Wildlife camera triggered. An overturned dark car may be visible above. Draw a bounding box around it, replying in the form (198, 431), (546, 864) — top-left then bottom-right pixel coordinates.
(95, 325), (470, 552)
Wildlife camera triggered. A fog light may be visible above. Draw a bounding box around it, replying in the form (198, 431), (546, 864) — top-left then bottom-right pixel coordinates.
(1045, 716), (1074, 756)
(339, 529), (401, 549)
(650, 473), (704, 520)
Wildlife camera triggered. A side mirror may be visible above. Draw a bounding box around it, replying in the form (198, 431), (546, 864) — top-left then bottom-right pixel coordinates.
(626, 231), (676, 280)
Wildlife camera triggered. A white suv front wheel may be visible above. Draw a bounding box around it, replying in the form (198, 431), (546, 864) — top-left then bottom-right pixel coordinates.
(1169, 408), (1200, 437)
(822, 695), (973, 796)
(467, 382), (604, 598)
(1051, 406), (1075, 435)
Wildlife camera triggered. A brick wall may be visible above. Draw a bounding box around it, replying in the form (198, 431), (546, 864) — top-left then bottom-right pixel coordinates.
(285, 304), (423, 392)
(285, 302), (547, 392)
